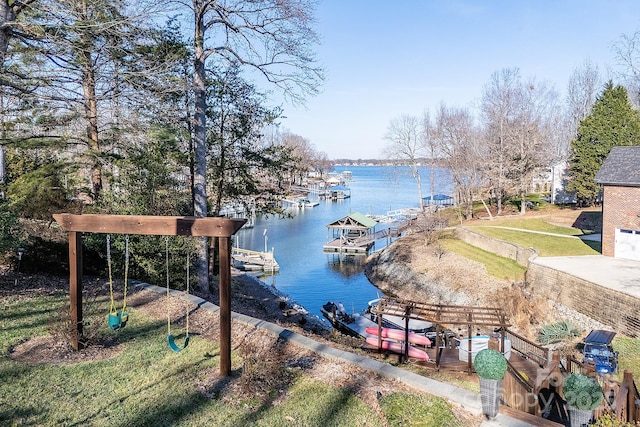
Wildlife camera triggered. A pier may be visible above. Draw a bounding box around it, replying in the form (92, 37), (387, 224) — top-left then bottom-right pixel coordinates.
(323, 211), (415, 254)
(231, 247), (280, 273)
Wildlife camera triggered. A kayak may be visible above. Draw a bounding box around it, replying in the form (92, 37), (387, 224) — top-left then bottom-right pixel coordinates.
(365, 326), (431, 347)
(365, 337), (429, 360)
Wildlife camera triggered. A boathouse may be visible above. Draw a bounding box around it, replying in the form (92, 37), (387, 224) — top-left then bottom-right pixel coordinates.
(326, 185), (351, 200)
(422, 194), (454, 207)
(323, 212), (377, 253)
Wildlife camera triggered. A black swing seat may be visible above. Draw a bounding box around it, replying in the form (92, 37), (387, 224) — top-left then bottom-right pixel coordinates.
(167, 333), (189, 352)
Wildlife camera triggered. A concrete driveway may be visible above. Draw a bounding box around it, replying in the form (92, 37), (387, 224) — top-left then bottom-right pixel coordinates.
(531, 254), (640, 299)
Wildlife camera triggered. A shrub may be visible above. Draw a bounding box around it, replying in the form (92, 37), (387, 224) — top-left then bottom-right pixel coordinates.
(538, 320), (580, 344)
(562, 373), (603, 410)
(474, 348), (507, 380)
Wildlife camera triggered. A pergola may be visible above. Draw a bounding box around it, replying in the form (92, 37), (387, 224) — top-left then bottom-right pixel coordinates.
(370, 296), (511, 373)
(53, 213), (246, 376)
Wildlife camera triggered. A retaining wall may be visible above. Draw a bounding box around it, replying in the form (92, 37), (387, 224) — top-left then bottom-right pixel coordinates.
(454, 227), (537, 267)
(526, 262), (640, 338)
(454, 227), (640, 337)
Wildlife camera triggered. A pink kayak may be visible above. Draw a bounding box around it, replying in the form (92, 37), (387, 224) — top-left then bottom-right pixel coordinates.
(365, 327), (431, 347)
(365, 337), (429, 360)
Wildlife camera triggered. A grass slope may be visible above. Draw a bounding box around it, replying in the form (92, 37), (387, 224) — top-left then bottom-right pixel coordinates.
(1, 293), (468, 426)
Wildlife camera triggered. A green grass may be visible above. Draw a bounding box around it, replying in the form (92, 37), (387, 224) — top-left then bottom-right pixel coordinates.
(613, 337), (640, 382)
(466, 227), (601, 256)
(440, 236), (526, 281)
(472, 218), (588, 236)
(0, 294), (465, 426)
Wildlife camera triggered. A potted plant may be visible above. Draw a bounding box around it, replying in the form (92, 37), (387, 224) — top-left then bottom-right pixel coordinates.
(562, 373), (603, 427)
(474, 348), (508, 419)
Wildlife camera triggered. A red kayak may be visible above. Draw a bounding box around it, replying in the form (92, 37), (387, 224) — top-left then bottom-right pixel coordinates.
(365, 326), (431, 347)
(365, 337), (429, 360)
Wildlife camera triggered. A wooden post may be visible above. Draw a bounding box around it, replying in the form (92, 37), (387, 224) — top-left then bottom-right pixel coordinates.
(435, 323), (441, 368)
(467, 313), (472, 374)
(404, 305), (410, 362)
(219, 236), (232, 376)
(69, 231), (83, 350)
(624, 370), (635, 423)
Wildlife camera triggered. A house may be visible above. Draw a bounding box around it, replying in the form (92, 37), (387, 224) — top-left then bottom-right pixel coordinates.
(549, 159), (577, 205)
(594, 146), (640, 261)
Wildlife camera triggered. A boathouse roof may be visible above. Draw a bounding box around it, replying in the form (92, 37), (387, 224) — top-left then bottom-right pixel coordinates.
(327, 212), (377, 230)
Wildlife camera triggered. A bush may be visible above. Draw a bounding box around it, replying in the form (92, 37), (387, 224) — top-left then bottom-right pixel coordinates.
(538, 320), (580, 344)
(562, 373), (603, 410)
(474, 348), (507, 380)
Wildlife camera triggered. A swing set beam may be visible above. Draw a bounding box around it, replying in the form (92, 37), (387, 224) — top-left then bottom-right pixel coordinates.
(53, 213), (246, 377)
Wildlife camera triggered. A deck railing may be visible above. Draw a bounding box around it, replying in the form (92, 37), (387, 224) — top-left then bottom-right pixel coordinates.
(505, 328), (550, 367)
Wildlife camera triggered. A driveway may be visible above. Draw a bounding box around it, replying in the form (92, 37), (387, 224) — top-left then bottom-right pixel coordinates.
(531, 254), (640, 299)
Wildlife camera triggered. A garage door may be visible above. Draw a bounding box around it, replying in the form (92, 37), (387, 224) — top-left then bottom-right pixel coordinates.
(615, 228), (640, 261)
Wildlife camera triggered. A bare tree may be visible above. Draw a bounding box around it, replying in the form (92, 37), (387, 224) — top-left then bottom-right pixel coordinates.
(185, 0), (323, 289)
(509, 78), (559, 214)
(566, 59), (602, 150)
(480, 68), (521, 214)
(421, 110), (438, 205)
(614, 29), (640, 107)
(435, 103), (481, 220)
(384, 114), (425, 210)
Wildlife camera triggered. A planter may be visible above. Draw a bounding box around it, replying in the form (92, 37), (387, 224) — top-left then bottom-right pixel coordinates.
(479, 377), (502, 419)
(566, 404), (593, 427)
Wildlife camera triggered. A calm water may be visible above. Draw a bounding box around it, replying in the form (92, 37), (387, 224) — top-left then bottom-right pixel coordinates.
(234, 166), (452, 322)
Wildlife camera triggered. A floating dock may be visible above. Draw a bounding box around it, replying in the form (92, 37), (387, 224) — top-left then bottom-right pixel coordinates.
(232, 247), (279, 272)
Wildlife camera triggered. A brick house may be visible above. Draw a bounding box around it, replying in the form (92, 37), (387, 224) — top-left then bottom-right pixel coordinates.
(594, 146), (640, 261)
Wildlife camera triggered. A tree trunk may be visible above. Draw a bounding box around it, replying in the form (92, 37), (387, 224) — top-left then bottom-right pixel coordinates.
(192, 0), (209, 291)
(0, 2), (15, 67)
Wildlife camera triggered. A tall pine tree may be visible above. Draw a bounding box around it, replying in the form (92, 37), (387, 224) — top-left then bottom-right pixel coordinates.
(567, 81), (640, 206)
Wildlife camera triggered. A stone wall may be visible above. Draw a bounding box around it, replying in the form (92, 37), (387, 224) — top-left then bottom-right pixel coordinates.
(526, 262), (640, 338)
(454, 227), (537, 267)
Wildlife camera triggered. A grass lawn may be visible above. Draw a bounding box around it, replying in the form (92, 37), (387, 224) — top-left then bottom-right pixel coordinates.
(471, 218), (588, 236)
(465, 226), (601, 256)
(1, 292), (467, 427)
(613, 337), (640, 382)
(440, 236), (526, 282)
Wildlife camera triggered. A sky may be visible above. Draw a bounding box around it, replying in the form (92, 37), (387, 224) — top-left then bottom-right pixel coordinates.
(278, 1), (640, 160)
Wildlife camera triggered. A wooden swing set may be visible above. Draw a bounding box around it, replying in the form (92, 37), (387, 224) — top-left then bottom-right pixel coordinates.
(52, 213), (246, 376)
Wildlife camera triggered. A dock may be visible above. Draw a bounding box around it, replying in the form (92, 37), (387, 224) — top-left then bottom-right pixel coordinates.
(232, 247), (280, 273)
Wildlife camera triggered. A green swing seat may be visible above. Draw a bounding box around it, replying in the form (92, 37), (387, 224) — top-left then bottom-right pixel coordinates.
(167, 333), (189, 352)
(108, 311), (129, 330)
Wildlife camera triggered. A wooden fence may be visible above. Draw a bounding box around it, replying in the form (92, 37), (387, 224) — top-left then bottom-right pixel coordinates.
(501, 348), (640, 424)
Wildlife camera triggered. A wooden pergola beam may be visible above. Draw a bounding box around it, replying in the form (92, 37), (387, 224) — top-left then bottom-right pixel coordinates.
(53, 213), (245, 236)
(53, 214), (246, 377)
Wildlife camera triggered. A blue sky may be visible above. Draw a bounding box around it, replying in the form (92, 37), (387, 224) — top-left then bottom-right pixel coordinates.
(279, 1), (640, 160)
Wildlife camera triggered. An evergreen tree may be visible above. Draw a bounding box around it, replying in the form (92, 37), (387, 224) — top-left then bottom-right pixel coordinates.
(567, 82), (640, 206)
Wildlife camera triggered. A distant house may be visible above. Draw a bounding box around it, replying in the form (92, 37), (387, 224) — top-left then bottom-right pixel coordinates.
(549, 160), (577, 205)
(594, 146), (640, 261)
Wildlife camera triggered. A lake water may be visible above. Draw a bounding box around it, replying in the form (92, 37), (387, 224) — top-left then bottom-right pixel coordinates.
(234, 165), (452, 323)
